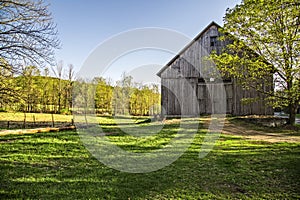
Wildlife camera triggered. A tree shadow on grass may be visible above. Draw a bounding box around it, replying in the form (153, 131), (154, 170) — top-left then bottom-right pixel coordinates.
(0, 126), (300, 199)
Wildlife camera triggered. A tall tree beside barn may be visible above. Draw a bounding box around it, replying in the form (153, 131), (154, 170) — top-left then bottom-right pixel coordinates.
(211, 0), (300, 125)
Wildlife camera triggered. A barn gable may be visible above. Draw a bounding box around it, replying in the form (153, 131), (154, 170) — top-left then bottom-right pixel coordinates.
(157, 21), (273, 116)
(157, 21), (222, 78)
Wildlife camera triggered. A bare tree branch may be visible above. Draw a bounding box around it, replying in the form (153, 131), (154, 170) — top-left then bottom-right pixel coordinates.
(0, 0), (60, 73)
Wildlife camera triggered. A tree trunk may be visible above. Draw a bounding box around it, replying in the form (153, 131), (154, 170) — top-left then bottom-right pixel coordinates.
(287, 102), (296, 125)
(58, 91), (61, 114)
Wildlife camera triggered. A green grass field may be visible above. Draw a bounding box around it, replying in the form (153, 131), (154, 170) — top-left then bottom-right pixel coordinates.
(0, 112), (73, 122)
(0, 117), (299, 199)
(0, 112), (74, 129)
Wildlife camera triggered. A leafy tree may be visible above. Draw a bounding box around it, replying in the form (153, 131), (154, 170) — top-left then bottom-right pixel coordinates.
(5, 69), (73, 114)
(94, 77), (113, 115)
(113, 73), (133, 115)
(41, 67), (51, 112)
(0, 58), (17, 106)
(129, 83), (160, 116)
(65, 64), (75, 113)
(211, 0), (300, 125)
(52, 61), (63, 113)
(18, 66), (41, 112)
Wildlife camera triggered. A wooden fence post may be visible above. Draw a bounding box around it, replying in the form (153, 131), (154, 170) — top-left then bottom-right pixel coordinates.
(23, 112), (26, 129)
(33, 115), (36, 126)
(51, 113), (55, 127)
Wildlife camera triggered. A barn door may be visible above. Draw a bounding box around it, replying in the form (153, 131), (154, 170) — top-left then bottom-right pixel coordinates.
(197, 83), (228, 114)
(207, 84), (227, 114)
(224, 83), (233, 114)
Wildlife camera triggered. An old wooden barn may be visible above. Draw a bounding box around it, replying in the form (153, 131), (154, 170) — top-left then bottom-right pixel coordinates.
(157, 21), (273, 116)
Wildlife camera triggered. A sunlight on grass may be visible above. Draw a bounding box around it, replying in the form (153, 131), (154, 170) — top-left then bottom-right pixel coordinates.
(0, 117), (299, 199)
(0, 112), (73, 122)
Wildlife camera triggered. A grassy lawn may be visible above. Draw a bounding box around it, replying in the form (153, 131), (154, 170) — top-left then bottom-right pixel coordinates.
(0, 112), (74, 129)
(0, 117), (299, 199)
(0, 112), (73, 122)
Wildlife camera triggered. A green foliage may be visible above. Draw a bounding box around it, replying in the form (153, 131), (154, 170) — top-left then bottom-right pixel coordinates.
(0, 58), (20, 106)
(60, 108), (71, 115)
(129, 84), (160, 116)
(94, 75), (161, 116)
(94, 77), (113, 115)
(211, 0), (300, 124)
(1, 72), (160, 116)
(1, 70), (73, 114)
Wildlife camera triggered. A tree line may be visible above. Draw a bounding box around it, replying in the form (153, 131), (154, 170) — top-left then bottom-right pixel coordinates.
(0, 66), (161, 116)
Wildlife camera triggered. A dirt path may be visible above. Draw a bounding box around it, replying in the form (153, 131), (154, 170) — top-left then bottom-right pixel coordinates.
(219, 120), (300, 143)
(0, 126), (76, 137)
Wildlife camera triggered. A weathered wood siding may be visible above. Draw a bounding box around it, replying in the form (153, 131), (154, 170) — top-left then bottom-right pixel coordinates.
(232, 79), (273, 115)
(197, 83), (232, 114)
(160, 24), (223, 80)
(161, 78), (199, 116)
(159, 22), (273, 116)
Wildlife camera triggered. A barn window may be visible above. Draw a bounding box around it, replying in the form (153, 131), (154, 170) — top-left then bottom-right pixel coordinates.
(198, 78), (205, 83)
(210, 36), (218, 47)
(223, 77), (232, 83)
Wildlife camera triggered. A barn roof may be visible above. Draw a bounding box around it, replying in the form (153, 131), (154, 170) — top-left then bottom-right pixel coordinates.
(156, 21), (221, 77)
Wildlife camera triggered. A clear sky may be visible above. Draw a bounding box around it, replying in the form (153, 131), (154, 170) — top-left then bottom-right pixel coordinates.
(46, 0), (241, 82)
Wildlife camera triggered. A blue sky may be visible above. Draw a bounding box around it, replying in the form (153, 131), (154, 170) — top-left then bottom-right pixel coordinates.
(47, 0), (241, 81)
